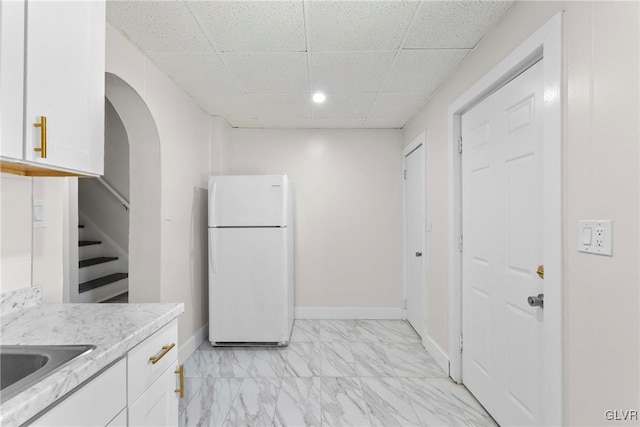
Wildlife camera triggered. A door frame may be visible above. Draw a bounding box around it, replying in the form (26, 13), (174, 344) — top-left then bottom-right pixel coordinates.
(403, 131), (427, 338)
(447, 13), (563, 426)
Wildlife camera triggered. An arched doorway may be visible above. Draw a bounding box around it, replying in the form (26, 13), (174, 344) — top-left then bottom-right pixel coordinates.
(104, 72), (162, 303)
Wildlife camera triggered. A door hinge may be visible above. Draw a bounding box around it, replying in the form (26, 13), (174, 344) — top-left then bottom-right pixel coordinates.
(458, 235), (463, 252)
(459, 334), (463, 352)
(403, 298), (407, 309)
(458, 137), (463, 154)
(403, 169), (407, 180)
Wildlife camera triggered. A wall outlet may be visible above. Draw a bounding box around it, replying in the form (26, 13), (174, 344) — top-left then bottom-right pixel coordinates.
(578, 220), (612, 256)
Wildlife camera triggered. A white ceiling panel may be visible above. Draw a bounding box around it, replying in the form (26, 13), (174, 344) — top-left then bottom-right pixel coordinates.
(363, 117), (408, 129)
(106, 0), (516, 129)
(314, 118), (366, 129)
(150, 53), (241, 95)
(383, 49), (470, 93)
(188, 1), (306, 52)
(106, 1), (211, 53)
(221, 53), (309, 94)
(310, 52), (396, 93)
(307, 1), (419, 51)
(246, 94), (312, 120)
(404, 1), (514, 49)
(369, 92), (431, 118)
(312, 93), (377, 119)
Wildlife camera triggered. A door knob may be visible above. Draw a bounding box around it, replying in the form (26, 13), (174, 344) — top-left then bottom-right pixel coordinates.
(415, 252), (422, 257)
(527, 294), (544, 308)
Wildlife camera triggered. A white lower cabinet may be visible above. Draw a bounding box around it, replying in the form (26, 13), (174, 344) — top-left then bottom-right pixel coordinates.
(128, 363), (180, 426)
(32, 358), (126, 427)
(29, 319), (181, 426)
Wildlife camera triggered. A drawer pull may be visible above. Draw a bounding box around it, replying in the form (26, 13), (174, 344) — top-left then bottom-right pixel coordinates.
(149, 343), (175, 364)
(175, 364), (184, 398)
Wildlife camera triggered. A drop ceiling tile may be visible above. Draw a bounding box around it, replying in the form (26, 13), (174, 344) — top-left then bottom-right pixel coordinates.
(369, 92), (431, 118)
(307, 1), (419, 51)
(312, 93), (377, 119)
(106, 1), (211, 53)
(310, 52), (396, 93)
(383, 49), (470, 93)
(404, 1), (514, 49)
(363, 117), (408, 129)
(188, 1), (306, 52)
(221, 53), (309, 94)
(314, 118), (365, 129)
(246, 94), (312, 120)
(150, 53), (241, 95)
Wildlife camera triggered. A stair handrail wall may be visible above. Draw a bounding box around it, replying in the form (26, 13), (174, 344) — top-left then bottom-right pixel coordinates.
(96, 177), (129, 211)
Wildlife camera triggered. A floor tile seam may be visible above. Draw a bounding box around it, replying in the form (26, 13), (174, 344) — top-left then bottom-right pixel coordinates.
(389, 375), (425, 426)
(269, 374), (286, 426)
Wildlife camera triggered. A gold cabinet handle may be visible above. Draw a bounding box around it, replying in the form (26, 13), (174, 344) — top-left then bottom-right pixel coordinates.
(536, 265), (544, 279)
(33, 116), (47, 158)
(174, 364), (184, 398)
(149, 343), (175, 364)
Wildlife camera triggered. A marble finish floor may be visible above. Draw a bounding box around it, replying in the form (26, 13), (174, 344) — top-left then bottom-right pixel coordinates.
(180, 320), (496, 427)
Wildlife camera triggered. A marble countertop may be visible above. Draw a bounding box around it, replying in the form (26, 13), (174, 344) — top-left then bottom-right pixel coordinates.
(0, 302), (184, 426)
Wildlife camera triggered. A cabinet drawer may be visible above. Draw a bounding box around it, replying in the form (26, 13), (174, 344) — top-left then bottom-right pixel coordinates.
(31, 358), (126, 426)
(128, 319), (178, 404)
(128, 362), (180, 427)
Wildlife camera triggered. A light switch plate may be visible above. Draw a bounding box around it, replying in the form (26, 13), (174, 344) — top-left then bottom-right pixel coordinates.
(578, 220), (612, 256)
(33, 199), (46, 228)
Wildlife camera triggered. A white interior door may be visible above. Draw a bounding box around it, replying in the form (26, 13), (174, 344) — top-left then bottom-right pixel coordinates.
(405, 143), (425, 338)
(462, 60), (544, 426)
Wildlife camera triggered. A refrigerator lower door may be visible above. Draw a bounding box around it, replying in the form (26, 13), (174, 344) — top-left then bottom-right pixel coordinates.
(209, 227), (290, 344)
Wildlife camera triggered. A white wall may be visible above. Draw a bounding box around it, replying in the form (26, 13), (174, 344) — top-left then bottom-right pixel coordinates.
(106, 24), (212, 352)
(0, 174), (69, 303)
(403, 1), (639, 424)
(103, 98), (130, 201)
(78, 99), (130, 253)
(222, 129), (404, 313)
(0, 174), (32, 292)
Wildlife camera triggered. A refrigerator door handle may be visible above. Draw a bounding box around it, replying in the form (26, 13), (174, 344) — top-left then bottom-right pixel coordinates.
(209, 231), (217, 273)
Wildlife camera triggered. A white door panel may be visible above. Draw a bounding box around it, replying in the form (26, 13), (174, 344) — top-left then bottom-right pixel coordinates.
(209, 227), (288, 343)
(209, 175), (287, 227)
(462, 60), (544, 426)
(405, 143), (425, 338)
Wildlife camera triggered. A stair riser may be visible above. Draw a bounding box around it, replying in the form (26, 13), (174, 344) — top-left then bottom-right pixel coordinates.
(77, 278), (128, 303)
(79, 244), (102, 260)
(79, 260), (121, 283)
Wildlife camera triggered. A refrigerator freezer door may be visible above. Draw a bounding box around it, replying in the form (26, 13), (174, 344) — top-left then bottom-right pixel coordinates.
(209, 227), (290, 343)
(209, 175), (288, 227)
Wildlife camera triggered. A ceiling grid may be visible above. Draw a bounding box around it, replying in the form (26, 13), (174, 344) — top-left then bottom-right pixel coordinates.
(106, 0), (514, 129)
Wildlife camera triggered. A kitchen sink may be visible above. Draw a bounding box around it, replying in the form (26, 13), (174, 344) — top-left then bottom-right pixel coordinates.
(0, 345), (95, 403)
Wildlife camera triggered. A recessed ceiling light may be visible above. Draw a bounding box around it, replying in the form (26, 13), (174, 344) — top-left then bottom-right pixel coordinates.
(312, 92), (326, 103)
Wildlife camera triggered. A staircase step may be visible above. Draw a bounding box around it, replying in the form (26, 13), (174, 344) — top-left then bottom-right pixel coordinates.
(79, 257), (118, 268)
(79, 240), (101, 247)
(80, 273), (128, 294)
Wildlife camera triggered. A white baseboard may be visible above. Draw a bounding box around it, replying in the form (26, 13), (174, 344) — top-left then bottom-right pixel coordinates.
(423, 334), (450, 376)
(179, 322), (208, 363)
(294, 307), (404, 320)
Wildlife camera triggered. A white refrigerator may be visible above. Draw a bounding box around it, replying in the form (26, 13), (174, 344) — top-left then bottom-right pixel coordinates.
(208, 175), (294, 346)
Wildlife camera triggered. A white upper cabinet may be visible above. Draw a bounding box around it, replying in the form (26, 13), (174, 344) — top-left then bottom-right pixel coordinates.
(1, 0), (105, 176)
